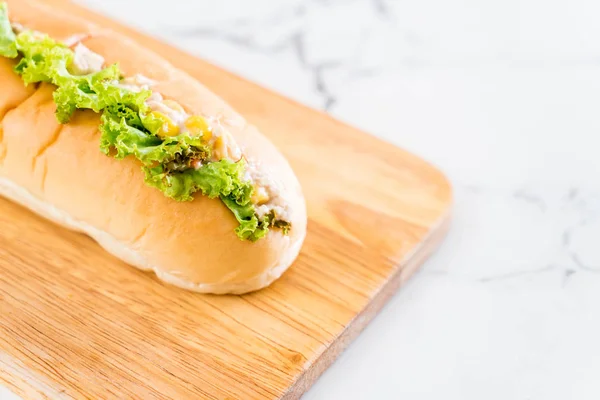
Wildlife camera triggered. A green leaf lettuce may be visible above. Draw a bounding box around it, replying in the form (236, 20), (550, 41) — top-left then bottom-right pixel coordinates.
(0, 2), (16, 58)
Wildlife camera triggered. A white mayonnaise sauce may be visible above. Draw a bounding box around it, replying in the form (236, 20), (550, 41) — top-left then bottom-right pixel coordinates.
(147, 99), (188, 130)
(70, 43), (105, 75)
(118, 74), (157, 92)
(246, 161), (290, 221)
(205, 116), (242, 162)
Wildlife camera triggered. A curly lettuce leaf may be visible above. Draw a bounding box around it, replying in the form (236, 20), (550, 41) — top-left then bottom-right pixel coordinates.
(221, 198), (265, 241)
(222, 202), (290, 241)
(14, 31), (116, 88)
(0, 3), (16, 58)
(13, 31), (73, 84)
(53, 72), (147, 123)
(143, 159), (250, 202)
(145, 162), (274, 241)
(100, 114), (163, 160)
(11, 31), (127, 122)
(140, 109), (167, 136)
(100, 113), (209, 165)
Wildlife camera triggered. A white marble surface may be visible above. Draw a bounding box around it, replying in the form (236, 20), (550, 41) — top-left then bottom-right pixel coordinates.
(3, 0), (600, 399)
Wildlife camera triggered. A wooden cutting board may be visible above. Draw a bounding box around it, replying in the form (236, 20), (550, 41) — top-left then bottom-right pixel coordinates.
(0, 1), (452, 399)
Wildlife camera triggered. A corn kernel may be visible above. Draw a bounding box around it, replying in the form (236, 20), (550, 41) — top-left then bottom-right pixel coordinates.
(202, 129), (213, 142)
(252, 186), (270, 205)
(213, 136), (224, 159)
(185, 115), (209, 130)
(184, 115), (211, 140)
(152, 111), (180, 137)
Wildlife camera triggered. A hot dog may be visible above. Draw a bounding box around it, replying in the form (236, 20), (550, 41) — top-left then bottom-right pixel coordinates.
(0, 1), (307, 294)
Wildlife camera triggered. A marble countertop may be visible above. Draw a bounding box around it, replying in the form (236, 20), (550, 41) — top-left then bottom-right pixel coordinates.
(4, 0), (600, 399)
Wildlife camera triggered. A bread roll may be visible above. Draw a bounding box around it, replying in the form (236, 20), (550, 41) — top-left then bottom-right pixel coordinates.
(0, 0), (307, 294)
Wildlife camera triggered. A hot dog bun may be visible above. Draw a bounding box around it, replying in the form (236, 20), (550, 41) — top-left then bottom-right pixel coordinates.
(0, 0), (307, 294)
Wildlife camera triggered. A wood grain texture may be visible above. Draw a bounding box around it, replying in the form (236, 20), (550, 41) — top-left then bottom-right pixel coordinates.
(0, 1), (453, 399)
